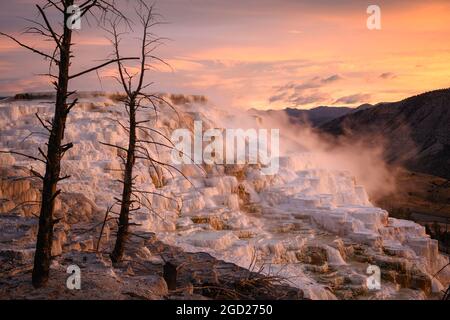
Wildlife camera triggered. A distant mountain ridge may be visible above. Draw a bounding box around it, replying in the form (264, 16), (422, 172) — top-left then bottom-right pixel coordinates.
(319, 88), (450, 179)
(285, 106), (354, 126)
(249, 105), (372, 127)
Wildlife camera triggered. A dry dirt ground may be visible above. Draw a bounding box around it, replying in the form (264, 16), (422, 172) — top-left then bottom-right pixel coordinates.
(375, 169), (450, 252)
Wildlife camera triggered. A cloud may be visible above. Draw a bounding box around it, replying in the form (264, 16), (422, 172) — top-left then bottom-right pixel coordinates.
(269, 74), (342, 107)
(334, 93), (371, 105)
(322, 74), (343, 83)
(0, 77), (50, 93)
(293, 80), (323, 92)
(379, 72), (397, 79)
(1, 0), (447, 107)
(273, 75), (338, 93)
(269, 92), (287, 103)
(289, 92), (331, 106)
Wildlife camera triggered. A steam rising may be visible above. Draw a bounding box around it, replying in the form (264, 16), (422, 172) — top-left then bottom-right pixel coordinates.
(196, 103), (399, 202)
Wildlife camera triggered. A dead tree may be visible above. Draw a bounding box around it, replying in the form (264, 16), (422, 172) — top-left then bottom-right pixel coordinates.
(104, 1), (189, 263)
(1, 0), (137, 288)
(443, 285), (450, 300)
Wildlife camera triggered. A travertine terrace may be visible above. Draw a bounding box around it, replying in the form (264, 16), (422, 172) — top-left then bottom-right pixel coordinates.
(0, 94), (448, 299)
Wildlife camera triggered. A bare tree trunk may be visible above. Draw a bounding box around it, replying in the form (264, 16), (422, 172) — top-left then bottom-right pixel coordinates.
(107, 1), (178, 263)
(111, 101), (137, 263)
(0, 0), (137, 288)
(32, 2), (73, 288)
(163, 262), (178, 291)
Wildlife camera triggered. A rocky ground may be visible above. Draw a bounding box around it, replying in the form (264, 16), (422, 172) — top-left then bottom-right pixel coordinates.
(0, 240), (303, 300)
(0, 166), (303, 300)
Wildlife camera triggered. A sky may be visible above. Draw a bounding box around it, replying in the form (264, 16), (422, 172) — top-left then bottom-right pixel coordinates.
(0, 0), (449, 110)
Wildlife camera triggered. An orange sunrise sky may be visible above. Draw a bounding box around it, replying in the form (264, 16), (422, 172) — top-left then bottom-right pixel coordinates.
(0, 0), (449, 109)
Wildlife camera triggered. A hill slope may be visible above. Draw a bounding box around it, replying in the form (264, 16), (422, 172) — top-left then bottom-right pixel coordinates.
(249, 106), (355, 127)
(320, 89), (450, 179)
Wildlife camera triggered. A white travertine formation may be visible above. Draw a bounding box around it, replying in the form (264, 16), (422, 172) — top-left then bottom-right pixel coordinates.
(0, 95), (448, 300)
